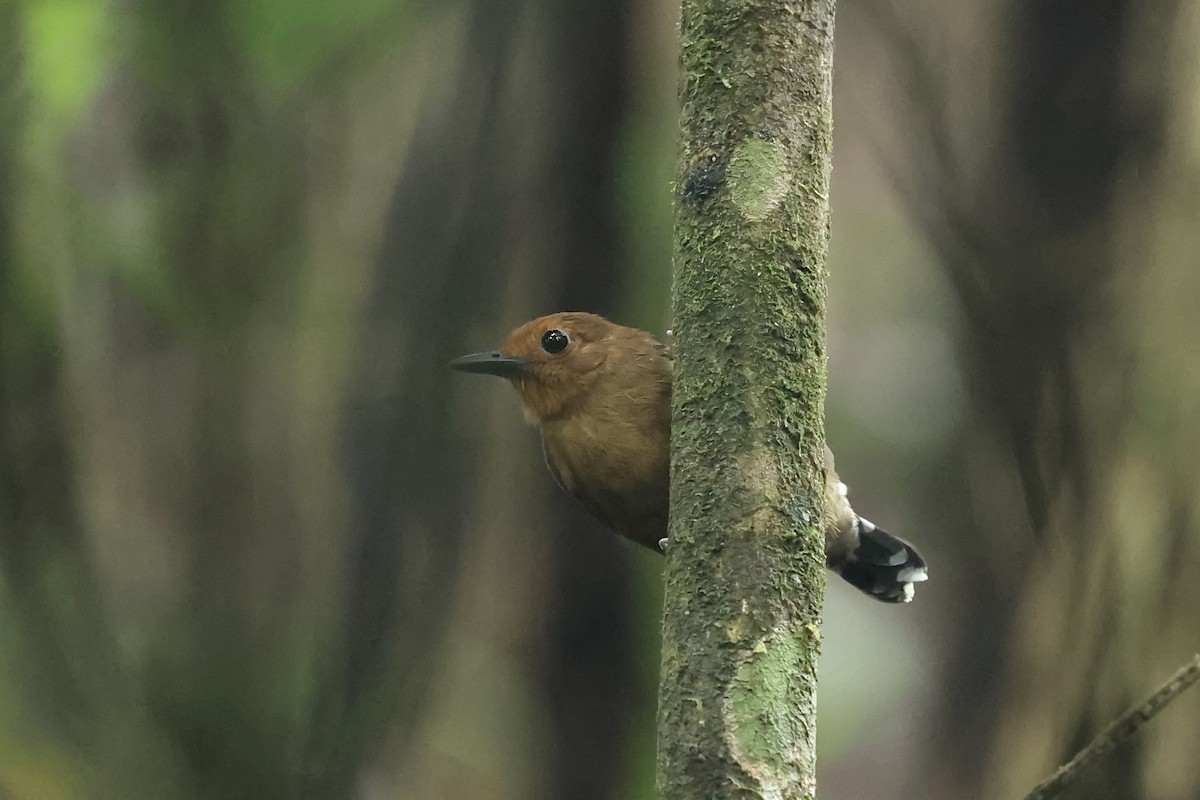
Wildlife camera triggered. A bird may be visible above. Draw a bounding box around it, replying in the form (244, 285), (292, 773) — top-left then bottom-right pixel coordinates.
(450, 312), (928, 603)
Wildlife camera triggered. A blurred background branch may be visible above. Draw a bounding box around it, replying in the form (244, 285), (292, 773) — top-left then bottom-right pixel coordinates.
(0, 0), (1197, 798)
(1024, 654), (1200, 800)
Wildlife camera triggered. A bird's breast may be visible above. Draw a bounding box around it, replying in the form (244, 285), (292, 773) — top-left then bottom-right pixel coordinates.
(539, 411), (669, 548)
(541, 414), (660, 493)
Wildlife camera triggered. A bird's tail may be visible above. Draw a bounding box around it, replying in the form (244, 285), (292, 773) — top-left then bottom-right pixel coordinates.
(834, 518), (928, 603)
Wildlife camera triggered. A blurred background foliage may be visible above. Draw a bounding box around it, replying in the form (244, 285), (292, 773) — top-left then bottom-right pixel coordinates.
(0, 0), (1198, 798)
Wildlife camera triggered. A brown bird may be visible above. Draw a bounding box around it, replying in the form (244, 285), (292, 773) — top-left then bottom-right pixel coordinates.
(451, 312), (928, 603)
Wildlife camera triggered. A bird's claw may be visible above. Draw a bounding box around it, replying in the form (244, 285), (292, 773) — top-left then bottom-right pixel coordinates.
(658, 537), (669, 552)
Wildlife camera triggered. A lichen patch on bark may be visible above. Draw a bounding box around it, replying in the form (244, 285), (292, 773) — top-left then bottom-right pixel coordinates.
(723, 630), (815, 800)
(727, 138), (791, 222)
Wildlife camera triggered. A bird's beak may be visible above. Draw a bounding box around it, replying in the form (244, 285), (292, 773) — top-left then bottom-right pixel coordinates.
(449, 350), (527, 378)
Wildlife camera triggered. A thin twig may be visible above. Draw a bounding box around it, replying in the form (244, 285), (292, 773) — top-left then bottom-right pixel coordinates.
(1023, 653), (1200, 800)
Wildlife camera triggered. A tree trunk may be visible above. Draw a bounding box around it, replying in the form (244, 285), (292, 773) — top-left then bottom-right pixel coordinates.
(657, 1), (837, 798)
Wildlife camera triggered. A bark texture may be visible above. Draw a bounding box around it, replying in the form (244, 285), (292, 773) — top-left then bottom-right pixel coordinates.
(657, 1), (837, 798)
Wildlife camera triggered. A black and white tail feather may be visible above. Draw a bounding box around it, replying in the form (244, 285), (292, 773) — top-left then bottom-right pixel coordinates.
(834, 517), (928, 603)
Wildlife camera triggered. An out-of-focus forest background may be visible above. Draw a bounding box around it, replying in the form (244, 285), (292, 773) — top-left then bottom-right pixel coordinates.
(1, 0), (1198, 798)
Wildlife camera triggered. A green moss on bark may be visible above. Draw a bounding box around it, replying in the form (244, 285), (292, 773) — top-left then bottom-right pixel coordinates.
(657, 0), (836, 798)
(724, 630), (816, 800)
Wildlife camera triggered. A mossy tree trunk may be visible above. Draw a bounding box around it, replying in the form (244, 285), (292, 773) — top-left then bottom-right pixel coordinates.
(657, 1), (837, 798)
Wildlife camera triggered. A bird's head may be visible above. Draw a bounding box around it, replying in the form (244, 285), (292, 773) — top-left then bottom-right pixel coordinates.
(450, 312), (617, 423)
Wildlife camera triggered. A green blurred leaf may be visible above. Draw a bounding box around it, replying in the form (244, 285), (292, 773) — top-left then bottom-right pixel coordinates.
(228, 0), (410, 90)
(23, 0), (111, 124)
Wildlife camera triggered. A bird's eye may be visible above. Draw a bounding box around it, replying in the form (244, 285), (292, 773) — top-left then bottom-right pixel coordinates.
(541, 329), (570, 354)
